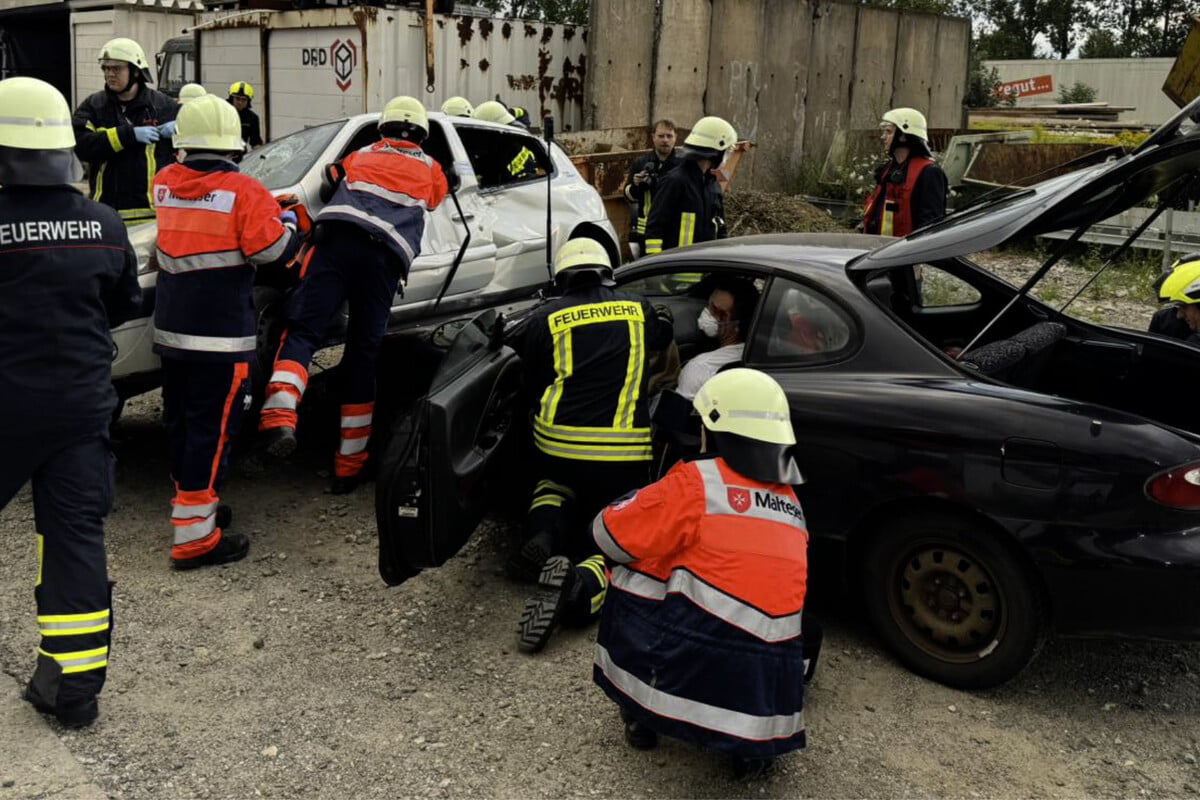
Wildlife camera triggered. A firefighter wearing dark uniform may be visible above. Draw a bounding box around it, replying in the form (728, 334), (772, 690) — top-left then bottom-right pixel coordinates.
(592, 368), (809, 778)
(0, 77), (141, 727)
(474, 100), (540, 180)
(1155, 254), (1200, 342)
(227, 81), (263, 149)
(73, 38), (178, 227)
(624, 120), (680, 258)
(153, 94), (300, 569)
(863, 107), (948, 237)
(259, 96), (448, 493)
(643, 116), (736, 256)
(509, 239), (673, 650)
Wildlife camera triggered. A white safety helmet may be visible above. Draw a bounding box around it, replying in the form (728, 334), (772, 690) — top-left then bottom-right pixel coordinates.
(474, 100), (516, 125)
(680, 116), (737, 163)
(379, 96), (429, 142)
(693, 368), (803, 483)
(880, 107), (928, 143)
(0, 77), (81, 186)
(178, 83), (207, 104)
(553, 238), (615, 288)
(441, 96), (474, 117)
(98, 37), (151, 83)
(173, 94), (245, 152)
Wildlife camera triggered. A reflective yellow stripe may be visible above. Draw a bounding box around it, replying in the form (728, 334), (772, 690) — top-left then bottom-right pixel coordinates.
(532, 437), (652, 461)
(882, 201), (896, 237)
(532, 418), (651, 444)
(530, 495), (565, 510)
(35, 533), (43, 587)
(675, 272), (703, 284)
(144, 143), (157, 211)
(106, 127), (123, 153)
(539, 322), (572, 424)
(612, 319), (644, 428)
(37, 646), (109, 674)
(534, 479), (574, 497)
(679, 212), (696, 247)
(645, 238), (662, 254)
(93, 164), (105, 202)
(38, 609), (111, 637)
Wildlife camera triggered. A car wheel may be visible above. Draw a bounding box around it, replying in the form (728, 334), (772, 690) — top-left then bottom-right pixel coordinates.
(861, 513), (1047, 689)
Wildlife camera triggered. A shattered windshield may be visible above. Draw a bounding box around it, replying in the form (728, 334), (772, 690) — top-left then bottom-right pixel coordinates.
(241, 121), (342, 190)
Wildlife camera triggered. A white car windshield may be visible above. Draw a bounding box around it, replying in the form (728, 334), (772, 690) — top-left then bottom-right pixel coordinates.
(240, 121), (343, 190)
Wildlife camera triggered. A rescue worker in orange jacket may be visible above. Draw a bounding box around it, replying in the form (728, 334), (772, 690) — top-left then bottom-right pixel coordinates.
(152, 94), (300, 570)
(862, 107), (948, 237)
(0, 77), (141, 728)
(589, 368), (810, 778)
(258, 97), (448, 493)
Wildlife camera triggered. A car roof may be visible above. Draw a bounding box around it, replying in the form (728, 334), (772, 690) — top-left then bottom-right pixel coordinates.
(617, 233), (896, 279)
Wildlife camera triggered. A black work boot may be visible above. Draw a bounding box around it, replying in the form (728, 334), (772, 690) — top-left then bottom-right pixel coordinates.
(329, 473), (366, 495)
(216, 504), (232, 530)
(505, 531), (554, 584)
(23, 679), (98, 728)
(731, 756), (776, 780)
(172, 531), (250, 571)
(262, 426), (297, 459)
(517, 556), (574, 653)
(622, 714), (659, 751)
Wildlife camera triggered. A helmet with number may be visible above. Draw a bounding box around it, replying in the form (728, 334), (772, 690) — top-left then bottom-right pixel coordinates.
(680, 116), (736, 162)
(379, 95), (429, 143)
(173, 94), (245, 152)
(1156, 254), (1200, 306)
(178, 83), (207, 104)
(474, 100), (516, 125)
(98, 37), (151, 85)
(693, 367), (803, 484)
(228, 81), (255, 101)
(0, 77), (81, 186)
(553, 238), (615, 289)
(441, 96), (473, 117)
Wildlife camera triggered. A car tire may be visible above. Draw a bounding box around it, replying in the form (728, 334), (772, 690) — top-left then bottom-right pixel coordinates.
(861, 513), (1047, 690)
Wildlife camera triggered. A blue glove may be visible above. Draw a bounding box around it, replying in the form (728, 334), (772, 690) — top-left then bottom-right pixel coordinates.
(158, 120), (177, 138)
(133, 126), (160, 144)
(279, 210), (298, 227)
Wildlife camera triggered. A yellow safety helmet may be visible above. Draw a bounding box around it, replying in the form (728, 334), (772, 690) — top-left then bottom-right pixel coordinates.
(1157, 254), (1200, 306)
(553, 238), (614, 287)
(474, 100), (516, 125)
(174, 94), (245, 152)
(881, 107), (928, 143)
(178, 83), (207, 103)
(98, 37), (150, 71)
(228, 81), (255, 101)
(380, 96), (428, 133)
(441, 96), (474, 117)
(683, 116), (736, 152)
(0, 77), (74, 150)
(693, 368), (803, 484)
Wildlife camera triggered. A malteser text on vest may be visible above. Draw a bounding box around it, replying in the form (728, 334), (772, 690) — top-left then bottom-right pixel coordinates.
(0, 220), (103, 246)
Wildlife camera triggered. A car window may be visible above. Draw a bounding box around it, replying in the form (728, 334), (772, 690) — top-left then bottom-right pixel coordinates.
(621, 271), (711, 297)
(749, 277), (856, 363)
(455, 126), (550, 190)
(917, 263), (982, 308)
(430, 310), (500, 393)
(241, 120), (343, 190)
(337, 121), (380, 160)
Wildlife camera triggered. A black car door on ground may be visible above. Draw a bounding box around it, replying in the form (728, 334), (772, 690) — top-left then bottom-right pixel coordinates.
(375, 310), (524, 585)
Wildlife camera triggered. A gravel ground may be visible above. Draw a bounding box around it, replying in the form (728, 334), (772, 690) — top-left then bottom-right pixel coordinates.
(3, 250), (1200, 799)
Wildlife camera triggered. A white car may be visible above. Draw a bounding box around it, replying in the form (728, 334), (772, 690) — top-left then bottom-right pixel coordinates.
(111, 112), (620, 403)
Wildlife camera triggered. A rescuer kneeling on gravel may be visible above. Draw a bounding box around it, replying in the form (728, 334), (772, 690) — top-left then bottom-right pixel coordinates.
(590, 368), (810, 779)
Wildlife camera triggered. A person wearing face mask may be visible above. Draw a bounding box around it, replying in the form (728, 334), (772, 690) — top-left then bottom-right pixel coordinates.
(676, 277), (759, 400)
(862, 107), (947, 237)
(72, 38), (178, 226)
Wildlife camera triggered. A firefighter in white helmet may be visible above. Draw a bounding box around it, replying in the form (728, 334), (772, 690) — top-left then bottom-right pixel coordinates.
(863, 107), (948, 237)
(72, 37), (178, 226)
(259, 96), (448, 493)
(178, 83), (207, 104)
(643, 115), (736, 255)
(0, 77), (141, 727)
(441, 96), (474, 117)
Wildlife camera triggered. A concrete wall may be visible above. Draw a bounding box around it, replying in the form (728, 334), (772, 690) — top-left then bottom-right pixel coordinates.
(984, 58), (1178, 125)
(587, 0), (969, 190)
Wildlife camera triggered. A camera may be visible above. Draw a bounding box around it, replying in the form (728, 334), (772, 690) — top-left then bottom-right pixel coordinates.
(640, 159), (660, 188)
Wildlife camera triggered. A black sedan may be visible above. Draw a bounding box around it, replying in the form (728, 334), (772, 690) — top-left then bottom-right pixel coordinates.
(375, 98), (1200, 689)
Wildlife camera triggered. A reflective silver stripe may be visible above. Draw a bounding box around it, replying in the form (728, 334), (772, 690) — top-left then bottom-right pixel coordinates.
(533, 435), (651, 461)
(319, 204), (416, 263)
(345, 180), (429, 209)
(0, 115), (71, 128)
(694, 460), (806, 528)
(339, 436), (369, 456)
(38, 646), (109, 674)
(592, 513), (635, 564)
(38, 610), (110, 636)
(246, 230), (291, 265)
(171, 500), (218, 521)
(268, 370), (306, 392)
(341, 412), (372, 429)
(595, 644), (805, 741)
(154, 329), (256, 353)
(533, 418), (651, 443)
(262, 392), (298, 411)
(157, 248), (245, 273)
(372, 143), (434, 166)
(174, 514), (216, 546)
(611, 565), (803, 642)
(726, 409), (790, 422)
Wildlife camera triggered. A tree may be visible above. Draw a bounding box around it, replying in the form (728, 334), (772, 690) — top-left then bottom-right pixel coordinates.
(1078, 27), (1131, 57)
(475, 0), (589, 24)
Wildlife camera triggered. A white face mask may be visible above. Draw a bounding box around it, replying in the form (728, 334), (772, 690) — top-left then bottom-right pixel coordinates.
(697, 307), (720, 338)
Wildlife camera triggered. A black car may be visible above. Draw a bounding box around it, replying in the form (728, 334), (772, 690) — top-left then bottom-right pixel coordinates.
(375, 98), (1200, 689)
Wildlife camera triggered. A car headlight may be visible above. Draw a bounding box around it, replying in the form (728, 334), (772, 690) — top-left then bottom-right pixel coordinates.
(126, 221), (158, 275)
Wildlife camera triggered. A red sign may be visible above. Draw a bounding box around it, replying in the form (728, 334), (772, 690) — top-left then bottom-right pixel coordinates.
(994, 74), (1054, 99)
(727, 488), (751, 513)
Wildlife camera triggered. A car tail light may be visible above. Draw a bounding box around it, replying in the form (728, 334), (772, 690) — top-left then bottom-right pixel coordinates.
(1146, 462), (1200, 510)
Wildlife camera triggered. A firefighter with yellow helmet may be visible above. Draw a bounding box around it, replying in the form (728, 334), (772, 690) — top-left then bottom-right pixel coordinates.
(72, 37), (178, 226)
(227, 81), (263, 149)
(643, 116), (736, 255)
(0, 77), (141, 727)
(474, 100), (540, 179)
(441, 96), (474, 117)
(1152, 254), (1200, 341)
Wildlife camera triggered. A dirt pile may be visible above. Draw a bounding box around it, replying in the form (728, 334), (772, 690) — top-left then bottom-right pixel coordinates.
(725, 190), (846, 236)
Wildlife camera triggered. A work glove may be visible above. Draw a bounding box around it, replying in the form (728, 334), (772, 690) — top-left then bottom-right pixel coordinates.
(157, 120), (177, 138)
(133, 126), (161, 144)
(653, 303), (674, 325)
(279, 210), (298, 227)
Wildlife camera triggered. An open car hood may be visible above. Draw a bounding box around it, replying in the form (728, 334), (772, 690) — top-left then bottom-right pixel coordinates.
(851, 96), (1200, 271)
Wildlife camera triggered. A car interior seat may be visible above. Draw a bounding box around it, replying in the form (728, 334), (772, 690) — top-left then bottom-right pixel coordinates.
(959, 321), (1068, 383)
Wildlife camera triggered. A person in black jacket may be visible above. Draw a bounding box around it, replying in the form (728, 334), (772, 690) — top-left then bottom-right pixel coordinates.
(862, 107), (948, 237)
(72, 37), (177, 226)
(0, 77), (141, 728)
(227, 81), (263, 149)
(643, 116), (737, 255)
(624, 119), (680, 258)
